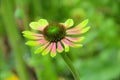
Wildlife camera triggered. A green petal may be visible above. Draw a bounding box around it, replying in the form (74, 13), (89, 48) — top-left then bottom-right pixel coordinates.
(64, 45), (69, 52)
(22, 31), (35, 35)
(76, 19), (89, 29)
(81, 26), (90, 33)
(42, 49), (49, 56)
(64, 19), (74, 28)
(23, 35), (40, 40)
(51, 53), (56, 57)
(42, 45), (51, 55)
(38, 19), (48, 27)
(72, 44), (83, 48)
(34, 43), (49, 54)
(29, 19), (48, 30)
(76, 37), (85, 43)
(25, 41), (40, 46)
(23, 31), (41, 40)
(29, 22), (40, 30)
(35, 47), (43, 54)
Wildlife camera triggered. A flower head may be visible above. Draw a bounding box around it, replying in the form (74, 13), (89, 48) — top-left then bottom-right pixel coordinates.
(22, 19), (90, 57)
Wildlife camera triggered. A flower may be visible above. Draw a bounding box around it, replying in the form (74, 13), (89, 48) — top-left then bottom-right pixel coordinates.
(22, 19), (90, 57)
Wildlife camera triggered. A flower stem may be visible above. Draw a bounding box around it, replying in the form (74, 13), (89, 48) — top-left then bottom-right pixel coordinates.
(61, 53), (80, 80)
(1, 0), (30, 80)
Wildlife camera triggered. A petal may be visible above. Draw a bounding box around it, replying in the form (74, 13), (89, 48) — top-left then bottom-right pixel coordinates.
(50, 42), (57, 57)
(80, 26), (90, 33)
(66, 26), (90, 35)
(22, 31), (36, 35)
(25, 41), (40, 46)
(62, 39), (82, 48)
(22, 31), (43, 36)
(66, 30), (81, 35)
(29, 22), (42, 30)
(23, 31), (44, 40)
(38, 39), (48, 43)
(66, 19), (89, 34)
(64, 19), (74, 28)
(23, 35), (42, 40)
(61, 40), (69, 52)
(76, 19), (89, 29)
(65, 37), (85, 43)
(57, 42), (64, 53)
(29, 19), (48, 30)
(35, 42), (49, 54)
(42, 43), (53, 56)
(25, 39), (47, 46)
(38, 19), (48, 27)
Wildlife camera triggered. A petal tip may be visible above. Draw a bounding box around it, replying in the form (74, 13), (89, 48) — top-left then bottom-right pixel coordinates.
(65, 48), (69, 52)
(64, 19), (74, 28)
(82, 26), (91, 33)
(80, 37), (85, 42)
(38, 19), (48, 26)
(51, 53), (56, 57)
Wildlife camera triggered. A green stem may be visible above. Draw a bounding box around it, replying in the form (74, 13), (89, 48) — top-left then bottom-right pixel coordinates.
(1, 0), (30, 80)
(61, 53), (80, 80)
(15, 0), (29, 29)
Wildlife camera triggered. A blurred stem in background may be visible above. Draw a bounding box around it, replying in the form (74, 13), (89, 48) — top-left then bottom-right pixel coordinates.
(61, 53), (80, 80)
(1, 0), (31, 80)
(15, 0), (29, 29)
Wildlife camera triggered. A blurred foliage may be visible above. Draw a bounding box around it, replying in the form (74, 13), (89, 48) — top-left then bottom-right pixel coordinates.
(0, 0), (120, 80)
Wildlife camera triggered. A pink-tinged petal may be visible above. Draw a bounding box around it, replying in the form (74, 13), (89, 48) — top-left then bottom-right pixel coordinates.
(26, 39), (48, 46)
(66, 27), (80, 32)
(42, 43), (53, 55)
(57, 42), (64, 53)
(37, 27), (44, 31)
(61, 40), (69, 52)
(67, 26), (90, 34)
(62, 39), (83, 48)
(50, 42), (57, 57)
(38, 39), (48, 44)
(33, 33), (43, 37)
(66, 30), (81, 35)
(65, 37), (85, 43)
(23, 31), (43, 40)
(35, 42), (49, 54)
(62, 39), (75, 47)
(66, 25), (90, 35)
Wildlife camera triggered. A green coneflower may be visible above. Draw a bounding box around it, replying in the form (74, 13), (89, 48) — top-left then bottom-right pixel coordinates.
(22, 19), (90, 57)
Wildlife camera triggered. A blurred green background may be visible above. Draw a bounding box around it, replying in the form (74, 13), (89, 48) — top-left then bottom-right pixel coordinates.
(0, 0), (120, 80)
